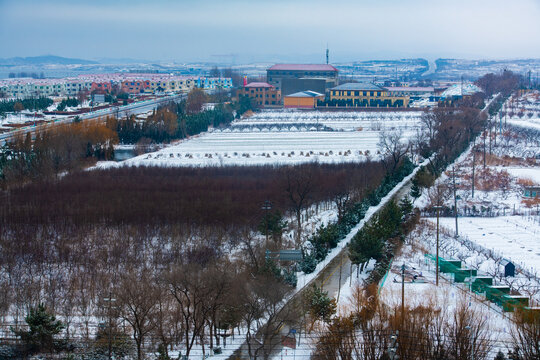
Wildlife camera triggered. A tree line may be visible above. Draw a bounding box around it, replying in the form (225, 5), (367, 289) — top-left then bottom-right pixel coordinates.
(110, 88), (251, 145)
(0, 161), (392, 358)
(0, 97), (53, 116)
(0, 122), (118, 188)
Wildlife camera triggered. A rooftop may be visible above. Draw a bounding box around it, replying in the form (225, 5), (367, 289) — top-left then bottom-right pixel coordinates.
(285, 90), (324, 98)
(244, 82), (273, 88)
(331, 83), (383, 91)
(268, 64), (338, 72)
(385, 86), (434, 92)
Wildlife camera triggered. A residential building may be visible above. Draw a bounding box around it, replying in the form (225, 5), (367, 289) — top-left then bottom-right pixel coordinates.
(237, 82), (281, 107)
(0, 73), (233, 98)
(329, 83), (409, 107)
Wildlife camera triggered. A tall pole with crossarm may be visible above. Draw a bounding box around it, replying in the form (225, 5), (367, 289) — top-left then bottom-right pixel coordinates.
(262, 200), (272, 246)
(433, 205), (443, 286)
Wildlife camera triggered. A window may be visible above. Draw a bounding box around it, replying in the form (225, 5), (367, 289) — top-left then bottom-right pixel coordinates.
(370, 91), (374, 96)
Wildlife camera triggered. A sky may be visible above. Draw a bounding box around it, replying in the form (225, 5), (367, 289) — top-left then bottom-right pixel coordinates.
(1, 0), (539, 63)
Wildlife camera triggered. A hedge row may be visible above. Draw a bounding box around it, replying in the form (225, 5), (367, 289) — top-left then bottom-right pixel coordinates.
(300, 157), (416, 274)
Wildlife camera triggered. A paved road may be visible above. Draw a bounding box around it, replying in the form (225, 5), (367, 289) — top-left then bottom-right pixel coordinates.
(229, 162), (423, 359)
(422, 58), (437, 77)
(0, 93), (186, 144)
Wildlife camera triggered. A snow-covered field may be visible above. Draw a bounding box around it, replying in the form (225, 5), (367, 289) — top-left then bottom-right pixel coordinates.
(99, 110), (422, 168)
(502, 91), (540, 131)
(502, 166), (540, 183)
(437, 216), (540, 276)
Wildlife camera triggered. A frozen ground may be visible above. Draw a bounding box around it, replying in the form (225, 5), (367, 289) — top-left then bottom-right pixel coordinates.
(436, 216), (540, 277)
(502, 166), (540, 183)
(98, 110), (421, 168)
(502, 91), (540, 131)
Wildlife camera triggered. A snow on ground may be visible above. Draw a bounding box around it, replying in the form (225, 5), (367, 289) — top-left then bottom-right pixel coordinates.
(0, 111), (41, 127)
(502, 91), (540, 131)
(98, 110), (421, 168)
(501, 166), (540, 184)
(239, 110), (423, 131)
(441, 83), (482, 97)
(435, 216), (540, 278)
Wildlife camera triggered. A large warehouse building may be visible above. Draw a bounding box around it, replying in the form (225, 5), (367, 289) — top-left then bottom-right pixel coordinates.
(266, 64), (338, 96)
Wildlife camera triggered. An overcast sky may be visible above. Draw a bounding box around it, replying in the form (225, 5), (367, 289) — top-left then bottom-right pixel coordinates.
(1, 0), (539, 63)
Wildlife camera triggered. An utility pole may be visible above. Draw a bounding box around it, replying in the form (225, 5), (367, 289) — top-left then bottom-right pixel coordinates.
(337, 252), (343, 303)
(401, 263), (405, 329)
(104, 293), (116, 360)
(262, 200), (272, 246)
(488, 118), (492, 155)
(483, 131), (486, 169)
(471, 144), (476, 198)
(434, 205), (443, 286)
(453, 166), (458, 238)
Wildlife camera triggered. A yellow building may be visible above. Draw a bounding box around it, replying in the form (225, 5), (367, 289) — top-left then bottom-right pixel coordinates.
(329, 83), (409, 107)
(284, 90), (324, 109)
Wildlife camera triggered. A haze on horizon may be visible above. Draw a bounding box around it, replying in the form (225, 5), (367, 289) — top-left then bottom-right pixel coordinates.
(1, 0), (539, 64)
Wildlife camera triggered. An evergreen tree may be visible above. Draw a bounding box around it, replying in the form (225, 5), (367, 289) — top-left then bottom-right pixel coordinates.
(12, 304), (65, 353)
(300, 252), (317, 274)
(304, 285), (337, 324)
(410, 182), (421, 199)
(399, 196), (413, 216)
(258, 210), (287, 243)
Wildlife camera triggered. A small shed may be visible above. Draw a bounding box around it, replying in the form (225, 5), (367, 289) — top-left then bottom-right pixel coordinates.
(502, 295), (529, 312)
(440, 258), (461, 273)
(501, 259), (515, 277)
(454, 268), (477, 283)
(471, 276), (493, 293)
(283, 90), (324, 109)
(486, 285), (510, 305)
(523, 186), (540, 199)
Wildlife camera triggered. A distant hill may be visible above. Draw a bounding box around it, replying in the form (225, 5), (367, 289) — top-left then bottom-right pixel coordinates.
(0, 55), (99, 65)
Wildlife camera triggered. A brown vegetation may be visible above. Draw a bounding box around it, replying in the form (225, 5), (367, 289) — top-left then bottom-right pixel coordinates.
(0, 161), (387, 356)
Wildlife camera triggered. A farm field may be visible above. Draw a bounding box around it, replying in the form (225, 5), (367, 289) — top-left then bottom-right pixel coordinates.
(100, 110), (422, 168)
(437, 216), (540, 275)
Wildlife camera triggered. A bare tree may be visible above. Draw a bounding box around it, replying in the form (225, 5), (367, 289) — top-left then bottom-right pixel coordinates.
(377, 128), (410, 173)
(167, 263), (231, 358)
(420, 110), (438, 145)
(446, 298), (492, 360)
(511, 308), (540, 359)
(116, 271), (159, 360)
(283, 165), (315, 245)
(243, 275), (295, 360)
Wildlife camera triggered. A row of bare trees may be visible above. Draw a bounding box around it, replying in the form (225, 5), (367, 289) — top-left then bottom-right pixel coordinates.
(313, 284), (540, 360)
(1, 122), (118, 188)
(0, 162), (388, 358)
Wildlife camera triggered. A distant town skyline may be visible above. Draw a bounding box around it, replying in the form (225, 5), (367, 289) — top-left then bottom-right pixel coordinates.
(1, 0), (539, 63)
